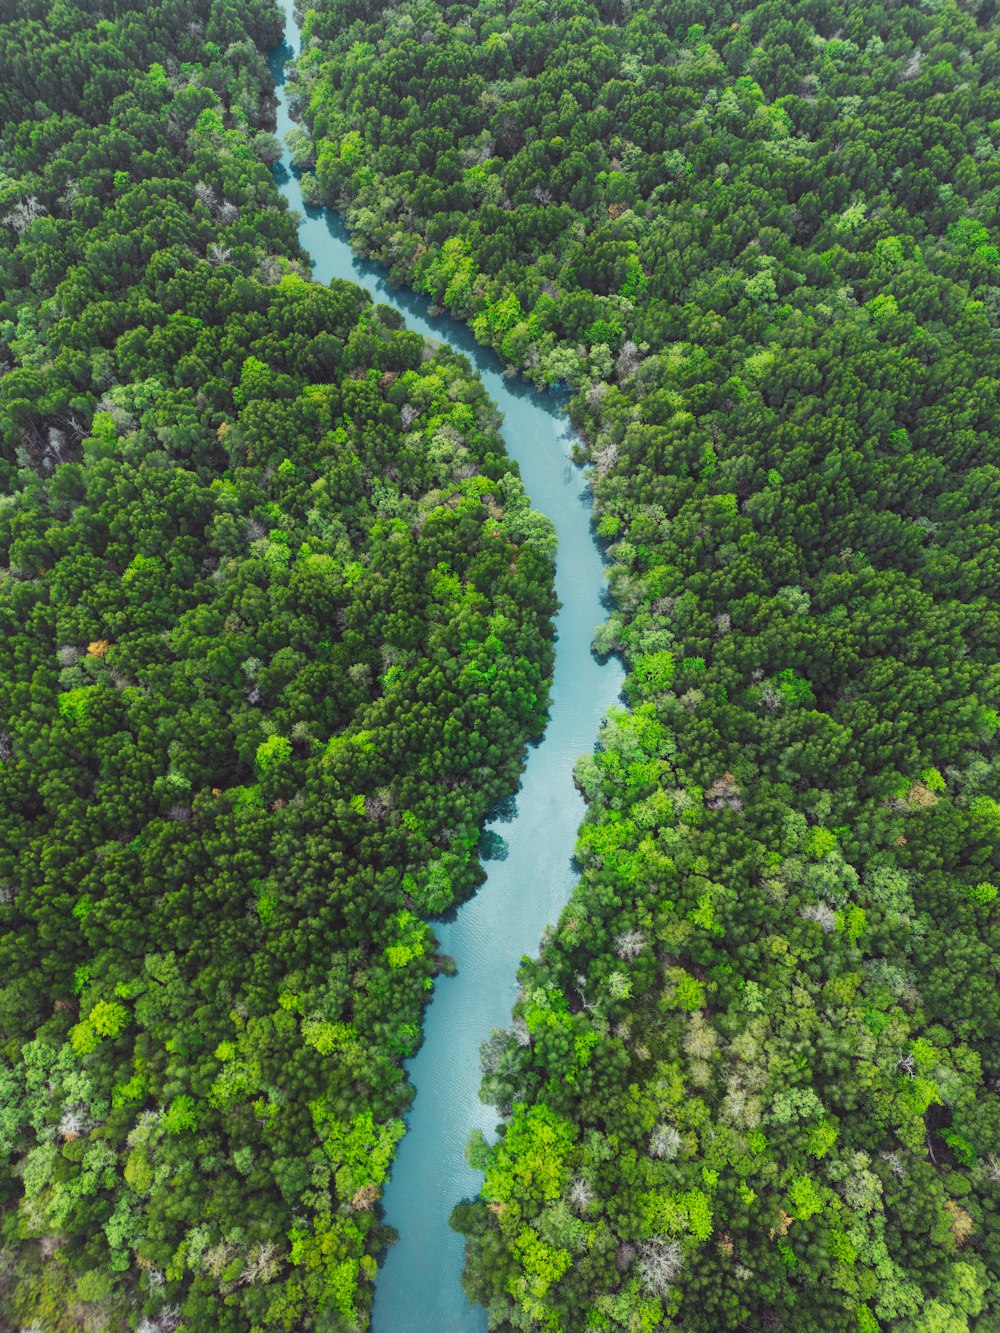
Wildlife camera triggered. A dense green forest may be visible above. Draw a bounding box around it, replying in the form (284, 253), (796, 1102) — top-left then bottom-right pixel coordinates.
(0, 1), (556, 1329)
(292, 0), (1000, 1329)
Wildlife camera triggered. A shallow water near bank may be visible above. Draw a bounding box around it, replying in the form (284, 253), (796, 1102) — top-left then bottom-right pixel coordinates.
(269, 8), (625, 1328)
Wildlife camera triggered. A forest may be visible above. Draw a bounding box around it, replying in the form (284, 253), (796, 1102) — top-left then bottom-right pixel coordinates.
(0, 1), (556, 1329)
(290, 0), (1000, 1329)
(0, 0), (998, 1329)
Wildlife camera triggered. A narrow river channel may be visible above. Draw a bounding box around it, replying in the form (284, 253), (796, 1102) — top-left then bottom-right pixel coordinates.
(270, 8), (625, 1328)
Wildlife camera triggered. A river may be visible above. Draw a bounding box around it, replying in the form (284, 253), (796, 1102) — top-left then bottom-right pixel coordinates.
(269, 7), (625, 1328)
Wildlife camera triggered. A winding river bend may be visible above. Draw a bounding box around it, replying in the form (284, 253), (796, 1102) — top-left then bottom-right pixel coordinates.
(270, 9), (625, 1329)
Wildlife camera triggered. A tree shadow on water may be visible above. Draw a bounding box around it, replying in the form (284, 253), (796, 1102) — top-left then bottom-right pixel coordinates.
(478, 829), (510, 862)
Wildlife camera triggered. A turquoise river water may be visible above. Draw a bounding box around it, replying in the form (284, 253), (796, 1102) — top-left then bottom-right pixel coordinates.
(270, 8), (625, 1328)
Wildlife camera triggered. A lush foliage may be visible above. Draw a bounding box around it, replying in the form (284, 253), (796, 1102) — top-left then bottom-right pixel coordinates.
(294, 0), (1000, 1329)
(0, 2), (555, 1328)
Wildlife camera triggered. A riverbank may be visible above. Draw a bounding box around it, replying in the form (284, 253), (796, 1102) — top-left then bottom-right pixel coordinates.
(269, 6), (623, 1328)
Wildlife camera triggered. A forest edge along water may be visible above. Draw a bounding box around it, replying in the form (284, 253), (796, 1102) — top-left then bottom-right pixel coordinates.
(269, 6), (624, 1328)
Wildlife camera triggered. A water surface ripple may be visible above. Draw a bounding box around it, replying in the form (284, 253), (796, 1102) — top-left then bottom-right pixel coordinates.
(270, 10), (625, 1328)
